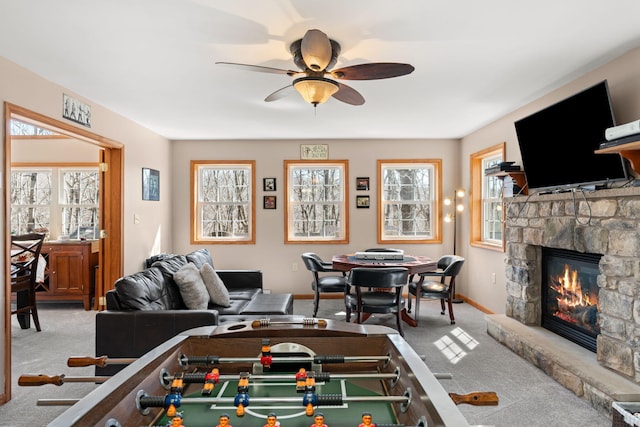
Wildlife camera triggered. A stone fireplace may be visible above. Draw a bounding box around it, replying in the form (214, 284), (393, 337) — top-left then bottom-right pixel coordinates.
(487, 186), (640, 414)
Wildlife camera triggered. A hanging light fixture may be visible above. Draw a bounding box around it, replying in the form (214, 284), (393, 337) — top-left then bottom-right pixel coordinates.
(293, 76), (339, 107)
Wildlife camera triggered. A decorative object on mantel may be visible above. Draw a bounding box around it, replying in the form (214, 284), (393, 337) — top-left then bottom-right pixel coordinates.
(300, 144), (329, 159)
(62, 94), (91, 127)
(142, 168), (160, 201)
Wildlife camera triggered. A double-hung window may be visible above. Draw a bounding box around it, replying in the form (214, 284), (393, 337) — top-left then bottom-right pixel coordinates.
(11, 166), (100, 240)
(470, 143), (505, 250)
(378, 159), (442, 243)
(191, 160), (255, 243)
(285, 160), (348, 243)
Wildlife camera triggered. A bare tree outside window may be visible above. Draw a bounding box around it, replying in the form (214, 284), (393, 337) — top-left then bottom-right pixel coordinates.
(285, 160), (348, 243)
(378, 160), (441, 243)
(192, 161), (255, 243)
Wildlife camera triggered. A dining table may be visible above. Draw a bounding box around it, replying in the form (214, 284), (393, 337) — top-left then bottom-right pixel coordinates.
(332, 253), (437, 327)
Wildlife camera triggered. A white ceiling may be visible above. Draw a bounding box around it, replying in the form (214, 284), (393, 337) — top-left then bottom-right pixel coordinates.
(2, 1), (640, 141)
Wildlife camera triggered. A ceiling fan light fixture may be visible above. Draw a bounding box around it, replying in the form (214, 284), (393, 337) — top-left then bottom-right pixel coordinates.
(293, 77), (339, 106)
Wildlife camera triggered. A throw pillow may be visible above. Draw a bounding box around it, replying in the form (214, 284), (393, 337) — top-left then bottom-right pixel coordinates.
(200, 263), (231, 307)
(173, 263), (209, 310)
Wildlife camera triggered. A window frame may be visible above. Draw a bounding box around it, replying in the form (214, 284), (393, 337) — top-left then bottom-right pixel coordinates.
(470, 143), (505, 251)
(190, 160), (256, 244)
(377, 159), (442, 244)
(284, 159), (349, 244)
(11, 163), (100, 240)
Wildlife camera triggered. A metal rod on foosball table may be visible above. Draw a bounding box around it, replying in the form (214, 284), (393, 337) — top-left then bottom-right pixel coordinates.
(37, 399), (81, 406)
(179, 354), (390, 367)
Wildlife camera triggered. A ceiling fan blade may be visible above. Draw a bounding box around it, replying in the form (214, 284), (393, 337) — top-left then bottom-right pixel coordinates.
(216, 62), (302, 76)
(332, 82), (365, 106)
(264, 85), (294, 102)
(330, 63), (415, 80)
(301, 29), (332, 71)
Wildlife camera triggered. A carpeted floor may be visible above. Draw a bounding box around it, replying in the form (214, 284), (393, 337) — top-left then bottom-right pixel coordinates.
(1, 299), (611, 426)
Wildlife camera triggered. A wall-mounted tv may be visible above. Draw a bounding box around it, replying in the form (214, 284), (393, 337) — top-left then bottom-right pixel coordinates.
(515, 80), (628, 193)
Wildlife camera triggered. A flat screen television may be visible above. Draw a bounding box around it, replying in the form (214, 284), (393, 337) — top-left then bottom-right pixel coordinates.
(514, 80), (628, 193)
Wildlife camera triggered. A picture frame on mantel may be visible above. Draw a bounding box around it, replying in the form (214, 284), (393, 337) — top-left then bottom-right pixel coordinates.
(142, 168), (160, 201)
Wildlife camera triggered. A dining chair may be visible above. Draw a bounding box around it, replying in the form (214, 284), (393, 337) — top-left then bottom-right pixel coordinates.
(407, 255), (465, 325)
(11, 233), (46, 331)
(301, 252), (347, 318)
(346, 267), (409, 336)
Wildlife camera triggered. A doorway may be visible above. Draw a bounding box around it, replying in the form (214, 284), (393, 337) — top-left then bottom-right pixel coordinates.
(3, 102), (124, 402)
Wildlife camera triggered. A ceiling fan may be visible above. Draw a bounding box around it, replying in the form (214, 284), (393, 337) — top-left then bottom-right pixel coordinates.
(216, 29), (415, 108)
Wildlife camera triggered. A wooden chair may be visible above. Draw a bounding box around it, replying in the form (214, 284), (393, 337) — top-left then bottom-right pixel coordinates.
(346, 267), (409, 336)
(11, 233), (46, 331)
(407, 255), (465, 325)
(301, 252), (347, 318)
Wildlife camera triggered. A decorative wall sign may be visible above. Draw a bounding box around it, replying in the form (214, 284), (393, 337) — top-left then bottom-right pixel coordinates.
(62, 94), (91, 127)
(142, 168), (160, 201)
(300, 144), (329, 160)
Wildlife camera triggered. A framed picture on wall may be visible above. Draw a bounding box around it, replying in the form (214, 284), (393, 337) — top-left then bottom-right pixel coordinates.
(356, 177), (370, 191)
(356, 195), (370, 208)
(264, 195), (277, 209)
(263, 177), (276, 191)
(142, 168), (160, 201)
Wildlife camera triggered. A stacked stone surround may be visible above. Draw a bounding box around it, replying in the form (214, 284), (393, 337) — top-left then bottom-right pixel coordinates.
(504, 186), (640, 381)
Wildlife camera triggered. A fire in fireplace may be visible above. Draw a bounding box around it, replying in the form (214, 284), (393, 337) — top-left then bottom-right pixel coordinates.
(541, 247), (601, 352)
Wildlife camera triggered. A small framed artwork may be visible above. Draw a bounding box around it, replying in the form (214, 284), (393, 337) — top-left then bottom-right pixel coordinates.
(300, 144), (329, 160)
(356, 177), (370, 191)
(62, 93), (91, 127)
(356, 195), (370, 209)
(142, 168), (160, 201)
(263, 177), (276, 191)
(264, 195), (277, 209)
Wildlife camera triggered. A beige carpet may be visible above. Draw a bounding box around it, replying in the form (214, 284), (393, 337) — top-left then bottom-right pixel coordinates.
(0, 299), (611, 426)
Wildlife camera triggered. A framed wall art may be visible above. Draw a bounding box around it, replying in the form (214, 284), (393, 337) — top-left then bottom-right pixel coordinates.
(142, 168), (160, 201)
(264, 195), (277, 209)
(62, 93), (91, 127)
(263, 177), (276, 191)
(356, 195), (370, 209)
(356, 177), (370, 191)
(300, 144), (329, 160)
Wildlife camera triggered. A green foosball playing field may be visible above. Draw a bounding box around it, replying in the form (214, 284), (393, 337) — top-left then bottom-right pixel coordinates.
(151, 373), (397, 427)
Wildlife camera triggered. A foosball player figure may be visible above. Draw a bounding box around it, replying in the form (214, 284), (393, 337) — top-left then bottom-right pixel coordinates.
(170, 372), (185, 395)
(302, 372), (317, 416)
(359, 412), (375, 427)
(234, 372), (250, 416)
(296, 368), (307, 392)
(261, 339), (273, 368)
(216, 413), (232, 427)
(202, 368), (220, 396)
(264, 412), (280, 427)
(168, 413), (185, 427)
(311, 412), (327, 427)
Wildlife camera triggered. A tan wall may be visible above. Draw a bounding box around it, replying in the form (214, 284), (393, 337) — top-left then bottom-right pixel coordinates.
(0, 56), (172, 396)
(459, 47), (640, 313)
(170, 139), (460, 294)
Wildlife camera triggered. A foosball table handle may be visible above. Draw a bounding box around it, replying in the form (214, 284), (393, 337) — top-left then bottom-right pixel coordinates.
(19, 374), (65, 386)
(449, 391), (499, 406)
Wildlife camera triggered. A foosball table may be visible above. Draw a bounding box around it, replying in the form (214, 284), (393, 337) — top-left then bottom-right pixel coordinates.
(21, 318), (496, 426)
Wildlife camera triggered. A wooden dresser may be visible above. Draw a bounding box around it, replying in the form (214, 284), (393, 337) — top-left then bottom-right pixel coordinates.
(37, 240), (99, 310)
